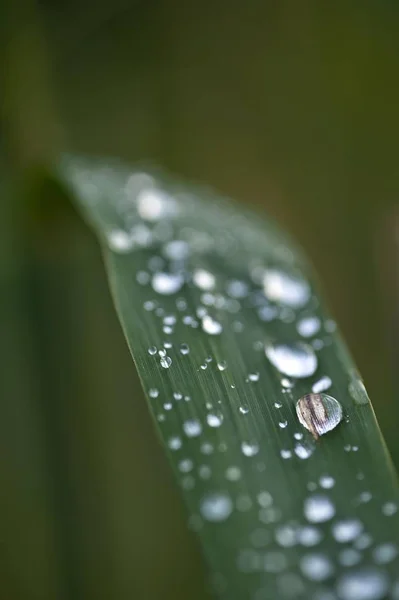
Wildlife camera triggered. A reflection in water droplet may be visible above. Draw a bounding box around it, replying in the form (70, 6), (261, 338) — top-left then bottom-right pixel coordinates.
(152, 272), (184, 295)
(296, 393), (343, 438)
(207, 413), (223, 428)
(193, 268), (216, 290)
(265, 342), (317, 378)
(107, 229), (133, 253)
(200, 492), (233, 522)
(332, 519), (363, 543)
(201, 315), (223, 335)
(300, 553), (334, 581)
(304, 495), (335, 523)
(373, 543), (398, 564)
(241, 441), (259, 457)
(183, 419), (202, 437)
(312, 376), (332, 394)
(336, 569), (389, 600)
(263, 269), (310, 308)
(297, 316), (321, 338)
(160, 356), (172, 368)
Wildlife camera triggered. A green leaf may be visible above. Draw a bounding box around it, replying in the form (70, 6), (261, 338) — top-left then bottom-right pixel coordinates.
(59, 156), (399, 600)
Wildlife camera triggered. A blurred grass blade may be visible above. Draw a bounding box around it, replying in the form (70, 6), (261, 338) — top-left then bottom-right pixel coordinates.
(59, 156), (399, 600)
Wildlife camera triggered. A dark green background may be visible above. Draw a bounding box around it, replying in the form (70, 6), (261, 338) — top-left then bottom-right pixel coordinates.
(3, 1), (399, 598)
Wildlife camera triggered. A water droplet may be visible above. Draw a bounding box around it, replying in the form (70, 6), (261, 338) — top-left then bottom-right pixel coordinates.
(248, 372), (260, 382)
(136, 270), (150, 285)
(148, 346), (157, 356)
(217, 361), (227, 371)
(294, 432), (303, 440)
(280, 449), (292, 459)
(183, 419), (202, 437)
(297, 526), (323, 546)
(278, 420), (288, 429)
(239, 405), (249, 415)
(264, 551), (287, 573)
(319, 475), (335, 489)
(201, 315), (222, 335)
(148, 388), (159, 398)
(349, 373), (370, 405)
(304, 495), (335, 523)
(294, 443), (314, 459)
(179, 343), (190, 355)
(163, 402), (172, 410)
(296, 393), (343, 439)
(339, 548), (361, 567)
(178, 458), (193, 473)
(332, 519), (363, 543)
(241, 441), (259, 457)
(336, 569), (389, 600)
(198, 464), (211, 479)
(226, 280), (249, 298)
(300, 553), (334, 581)
(225, 466), (241, 481)
(257, 491), (273, 507)
(152, 272), (184, 295)
(312, 376), (332, 393)
(297, 316), (321, 338)
(207, 413), (223, 428)
(173, 392), (182, 400)
(160, 356), (172, 369)
(354, 533), (373, 550)
(382, 502), (398, 516)
(163, 240), (190, 260)
(200, 442), (213, 455)
(263, 269), (310, 308)
(168, 436), (182, 450)
(373, 543), (398, 564)
(275, 525), (297, 547)
(164, 341), (172, 349)
(137, 188), (171, 221)
(265, 342), (317, 378)
(107, 229), (133, 252)
(193, 268), (216, 291)
(200, 492), (233, 522)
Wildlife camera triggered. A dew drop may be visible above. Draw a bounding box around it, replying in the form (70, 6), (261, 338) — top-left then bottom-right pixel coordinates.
(168, 436), (182, 450)
(296, 393), (343, 439)
(148, 346), (157, 356)
(137, 188), (171, 221)
(163, 240), (190, 260)
(107, 229), (133, 253)
(265, 342), (317, 378)
(373, 543), (398, 564)
(198, 464), (211, 479)
(248, 372), (260, 382)
(336, 569), (389, 600)
(339, 549), (361, 567)
(300, 553), (334, 581)
(263, 269), (310, 308)
(241, 441), (259, 457)
(152, 272), (184, 295)
(278, 420), (288, 429)
(193, 268), (216, 291)
(178, 458), (193, 473)
(200, 442), (214, 455)
(148, 388), (159, 398)
(294, 443), (314, 460)
(312, 376), (332, 394)
(200, 492), (233, 522)
(382, 502), (398, 516)
(160, 356), (172, 369)
(201, 315), (222, 335)
(280, 449), (292, 459)
(304, 495), (335, 523)
(332, 519), (363, 543)
(239, 405), (249, 415)
(179, 343), (190, 355)
(319, 475), (335, 489)
(297, 526), (323, 546)
(225, 466), (241, 481)
(275, 525), (297, 548)
(217, 361), (227, 371)
(183, 419), (202, 437)
(297, 316), (321, 338)
(207, 413), (223, 428)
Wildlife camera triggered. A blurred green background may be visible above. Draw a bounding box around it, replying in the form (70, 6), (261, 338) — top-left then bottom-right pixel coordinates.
(3, 1), (399, 598)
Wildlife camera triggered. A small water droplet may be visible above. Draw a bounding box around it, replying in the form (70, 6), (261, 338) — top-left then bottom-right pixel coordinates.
(183, 419), (202, 437)
(207, 413), (223, 428)
(339, 549), (361, 567)
(373, 543), (398, 564)
(294, 432), (303, 440)
(336, 569), (389, 600)
(200, 442), (213, 455)
(312, 376), (332, 394)
(225, 466), (241, 481)
(179, 343), (190, 355)
(300, 553), (334, 581)
(239, 405), (249, 415)
(168, 436), (182, 450)
(248, 372), (260, 382)
(294, 443), (314, 459)
(148, 388), (159, 398)
(275, 525), (297, 547)
(152, 272), (184, 295)
(163, 239), (190, 260)
(332, 519), (363, 543)
(278, 420), (288, 429)
(163, 402), (172, 410)
(200, 492), (233, 522)
(382, 502), (398, 516)
(148, 346), (157, 356)
(297, 316), (321, 338)
(241, 441), (259, 457)
(257, 491), (273, 507)
(280, 449), (292, 459)
(164, 341), (172, 349)
(107, 229), (133, 253)
(274, 402), (283, 409)
(298, 526), (323, 546)
(319, 475), (335, 489)
(296, 393), (343, 439)
(217, 360), (227, 371)
(160, 356), (172, 368)
(193, 268), (216, 291)
(178, 458), (193, 473)
(265, 342), (317, 378)
(304, 495), (335, 523)
(198, 464), (211, 479)
(263, 269), (310, 308)
(226, 279), (249, 298)
(201, 315), (222, 335)
(354, 533), (373, 550)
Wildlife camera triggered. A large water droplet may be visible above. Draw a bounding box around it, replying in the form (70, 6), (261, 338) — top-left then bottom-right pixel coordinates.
(263, 269), (310, 308)
(201, 315), (223, 335)
(265, 341), (317, 379)
(336, 569), (389, 600)
(296, 393), (343, 439)
(200, 492), (233, 522)
(300, 553), (334, 581)
(160, 356), (172, 368)
(152, 272), (184, 295)
(304, 495), (335, 523)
